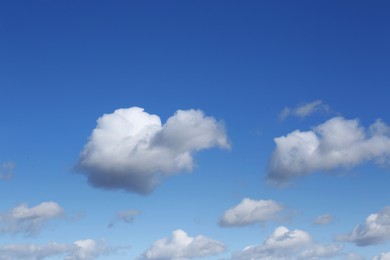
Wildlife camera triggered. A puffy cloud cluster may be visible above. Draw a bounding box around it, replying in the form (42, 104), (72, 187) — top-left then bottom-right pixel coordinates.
(77, 107), (230, 195)
(108, 209), (140, 228)
(314, 214), (333, 225)
(338, 206), (390, 246)
(139, 229), (226, 260)
(0, 201), (63, 236)
(219, 198), (284, 227)
(0, 161), (14, 180)
(279, 100), (329, 121)
(0, 239), (117, 260)
(267, 117), (390, 185)
(232, 226), (342, 260)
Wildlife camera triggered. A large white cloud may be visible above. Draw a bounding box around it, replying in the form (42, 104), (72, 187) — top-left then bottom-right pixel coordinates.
(77, 107), (230, 194)
(267, 117), (390, 185)
(139, 229), (226, 260)
(337, 206), (390, 246)
(232, 226), (342, 260)
(279, 100), (330, 121)
(219, 198), (284, 227)
(0, 239), (118, 260)
(0, 201), (63, 236)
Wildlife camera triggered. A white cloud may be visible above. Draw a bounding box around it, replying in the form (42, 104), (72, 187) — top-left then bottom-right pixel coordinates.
(314, 214), (333, 225)
(231, 226), (313, 259)
(279, 100), (329, 121)
(0, 239), (119, 260)
(232, 226), (343, 260)
(219, 198), (284, 227)
(65, 239), (116, 260)
(139, 229), (226, 260)
(343, 253), (365, 260)
(373, 252), (390, 260)
(267, 117), (390, 185)
(0, 161), (14, 180)
(108, 209), (140, 228)
(299, 244), (343, 259)
(77, 107), (230, 195)
(0, 242), (71, 260)
(0, 201), (63, 236)
(337, 206), (390, 246)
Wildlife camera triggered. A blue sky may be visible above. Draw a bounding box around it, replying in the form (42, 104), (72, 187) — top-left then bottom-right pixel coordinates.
(1, 1), (390, 259)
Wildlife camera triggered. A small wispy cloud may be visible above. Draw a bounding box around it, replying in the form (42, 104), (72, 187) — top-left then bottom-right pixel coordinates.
(108, 210), (140, 228)
(219, 198), (285, 227)
(0, 201), (64, 236)
(0, 239), (125, 260)
(313, 213), (333, 225)
(279, 100), (330, 121)
(0, 161), (15, 180)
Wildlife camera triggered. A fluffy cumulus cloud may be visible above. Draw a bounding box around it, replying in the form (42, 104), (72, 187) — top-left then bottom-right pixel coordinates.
(337, 206), (390, 246)
(373, 252), (390, 260)
(267, 117), (390, 185)
(0, 201), (63, 236)
(0, 239), (118, 260)
(108, 209), (140, 228)
(139, 229), (226, 260)
(77, 107), (230, 195)
(232, 226), (343, 260)
(0, 161), (15, 180)
(314, 214), (333, 225)
(279, 100), (329, 121)
(219, 198), (284, 227)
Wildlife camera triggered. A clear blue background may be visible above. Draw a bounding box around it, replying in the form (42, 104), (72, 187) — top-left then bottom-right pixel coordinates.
(1, 1), (390, 259)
